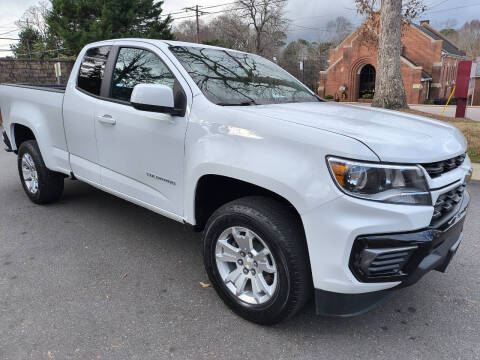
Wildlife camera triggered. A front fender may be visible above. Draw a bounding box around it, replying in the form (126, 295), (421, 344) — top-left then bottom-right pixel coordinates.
(183, 98), (379, 224)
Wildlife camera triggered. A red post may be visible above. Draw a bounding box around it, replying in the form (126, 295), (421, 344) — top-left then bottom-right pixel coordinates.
(455, 61), (472, 118)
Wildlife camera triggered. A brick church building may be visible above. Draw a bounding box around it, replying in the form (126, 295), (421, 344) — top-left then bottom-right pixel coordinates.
(318, 20), (467, 104)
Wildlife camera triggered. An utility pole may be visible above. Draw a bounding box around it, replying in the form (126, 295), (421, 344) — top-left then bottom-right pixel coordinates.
(26, 19), (32, 60)
(195, 5), (200, 43)
(184, 5), (207, 43)
(302, 57), (305, 84)
(55, 39), (60, 59)
(299, 58), (305, 84)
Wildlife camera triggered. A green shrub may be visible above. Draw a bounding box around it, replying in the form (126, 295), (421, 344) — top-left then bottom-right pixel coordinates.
(325, 94), (334, 100)
(361, 94), (374, 99)
(424, 99), (435, 105)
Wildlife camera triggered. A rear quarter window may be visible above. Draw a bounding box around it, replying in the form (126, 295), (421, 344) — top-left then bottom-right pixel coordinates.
(77, 46), (111, 96)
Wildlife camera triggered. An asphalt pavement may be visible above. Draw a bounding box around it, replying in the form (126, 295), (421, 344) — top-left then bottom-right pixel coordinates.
(0, 148), (479, 360)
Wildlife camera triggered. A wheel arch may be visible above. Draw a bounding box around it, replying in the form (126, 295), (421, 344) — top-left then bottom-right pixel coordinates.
(10, 123), (37, 152)
(192, 173), (306, 234)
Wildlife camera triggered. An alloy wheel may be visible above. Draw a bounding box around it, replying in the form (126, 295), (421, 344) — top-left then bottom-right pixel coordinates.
(21, 153), (39, 194)
(215, 226), (278, 305)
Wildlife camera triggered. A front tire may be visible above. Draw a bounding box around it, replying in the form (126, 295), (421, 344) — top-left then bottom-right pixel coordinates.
(17, 140), (64, 204)
(203, 196), (312, 325)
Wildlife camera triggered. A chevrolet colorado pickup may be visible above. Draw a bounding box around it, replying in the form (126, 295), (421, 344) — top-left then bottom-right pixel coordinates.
(0, 39), (473, 324)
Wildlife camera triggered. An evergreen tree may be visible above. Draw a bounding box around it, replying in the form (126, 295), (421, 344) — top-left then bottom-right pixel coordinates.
(10, 27), (42, 59)
(47, 0), (173, 56)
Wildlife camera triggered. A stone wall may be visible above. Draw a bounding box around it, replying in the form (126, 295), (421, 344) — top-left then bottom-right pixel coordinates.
(0, 59), (74, 86)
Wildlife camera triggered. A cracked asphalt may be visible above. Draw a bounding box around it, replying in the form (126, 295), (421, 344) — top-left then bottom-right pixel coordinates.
(0, 148), (479, 360)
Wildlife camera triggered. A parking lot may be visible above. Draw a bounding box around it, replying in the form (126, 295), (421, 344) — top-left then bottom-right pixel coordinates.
(0, 148), (479, 360)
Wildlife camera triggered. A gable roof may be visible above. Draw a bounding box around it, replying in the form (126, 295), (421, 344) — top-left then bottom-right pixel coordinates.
(412, 23), (466, 57)
(421, 70), (432, 81)
(401, 55), (432, 81)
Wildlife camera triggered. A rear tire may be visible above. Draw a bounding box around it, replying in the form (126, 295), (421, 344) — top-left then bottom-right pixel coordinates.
(17, 140), (64, 204)
(203, 196), (312, 325)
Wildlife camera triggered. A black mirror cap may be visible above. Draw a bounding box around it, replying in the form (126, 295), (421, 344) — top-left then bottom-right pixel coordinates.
(131, 102), (186, 117)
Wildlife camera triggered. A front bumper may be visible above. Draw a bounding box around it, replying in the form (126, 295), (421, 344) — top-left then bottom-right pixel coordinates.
(349, 192), (468, 286)
(300, 167), (471, 317)
(314, 191), (468, 317)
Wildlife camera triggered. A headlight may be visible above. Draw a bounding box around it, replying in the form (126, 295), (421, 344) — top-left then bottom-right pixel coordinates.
(327, 157), (431, 205)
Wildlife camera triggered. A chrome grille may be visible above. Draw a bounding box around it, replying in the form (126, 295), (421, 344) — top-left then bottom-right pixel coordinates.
(422, 154), (466, 178)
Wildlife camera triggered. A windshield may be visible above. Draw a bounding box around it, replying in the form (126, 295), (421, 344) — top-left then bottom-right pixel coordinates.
(169, 46), (321, 106)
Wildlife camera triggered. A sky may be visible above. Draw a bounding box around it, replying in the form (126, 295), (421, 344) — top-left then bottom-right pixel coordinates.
(1, 0), (479, 57)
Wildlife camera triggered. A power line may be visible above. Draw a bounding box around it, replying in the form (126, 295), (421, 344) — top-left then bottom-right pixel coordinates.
(428, 0), (451, 9)
(0, 47), (66, 57)
(170, 0), (288, 21)
(163, 1), (239, 18)
(0, 29), (19, 36)
(424, 2), (480, 13)
(171, 6), (247, 20)
(290, 14), (339, 21)
(287, 23), (362, 34)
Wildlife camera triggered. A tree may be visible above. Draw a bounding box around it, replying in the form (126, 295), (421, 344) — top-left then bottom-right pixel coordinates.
(325, 16), (354, 44)
(47, 0), (173, 56)
(235, 0), (288, 57)
(279, 39), (333, 90)
(174, 19), (203, 44)
(455, 20), (480, 58)
(10, 2), (62, 59)
(207, 14), (254, 51)
(174, 1), (287, 58)
(355, 0), (426, 110)
(10, 27), (42, 59)
(174, 14), (253, 52)
(441, 20), (480, 58)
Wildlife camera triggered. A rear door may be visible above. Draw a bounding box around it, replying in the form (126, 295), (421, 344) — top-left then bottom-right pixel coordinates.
(93, 41), (191, 216)
(63, 44), (112, 183)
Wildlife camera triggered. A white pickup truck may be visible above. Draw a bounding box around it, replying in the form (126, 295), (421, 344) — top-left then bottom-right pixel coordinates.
(0, 39), (473, 324)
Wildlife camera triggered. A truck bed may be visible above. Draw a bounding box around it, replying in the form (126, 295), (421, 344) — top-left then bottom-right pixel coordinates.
(0, 82), (68, 173)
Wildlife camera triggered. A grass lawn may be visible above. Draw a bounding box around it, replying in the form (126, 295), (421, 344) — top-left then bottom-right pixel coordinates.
(402, 109), (480, 163)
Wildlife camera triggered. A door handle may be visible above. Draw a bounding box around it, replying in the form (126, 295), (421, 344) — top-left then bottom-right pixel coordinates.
(96, 115), (116, 125)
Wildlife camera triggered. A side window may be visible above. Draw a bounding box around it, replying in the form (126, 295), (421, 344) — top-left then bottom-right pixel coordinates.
(77, 46), (111, 96)
(110, 47), (175, 102)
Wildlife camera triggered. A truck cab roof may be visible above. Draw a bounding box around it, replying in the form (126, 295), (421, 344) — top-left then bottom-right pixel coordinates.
(85, 38), (248, 54)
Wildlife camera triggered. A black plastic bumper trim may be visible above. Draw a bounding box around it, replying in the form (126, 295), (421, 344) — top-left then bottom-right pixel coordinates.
(2, 130), (13, 152)
(315, 289), (392, 317)
(396, 215), (465, 288)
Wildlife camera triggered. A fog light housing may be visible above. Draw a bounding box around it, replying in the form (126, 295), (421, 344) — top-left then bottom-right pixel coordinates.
(357, 246), (418, 278)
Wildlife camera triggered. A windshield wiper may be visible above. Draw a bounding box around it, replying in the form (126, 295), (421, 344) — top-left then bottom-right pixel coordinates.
(217, 100), (258, 106)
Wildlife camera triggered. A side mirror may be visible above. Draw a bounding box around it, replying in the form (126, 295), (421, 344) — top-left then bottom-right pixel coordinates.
(130, 84), (185, 116)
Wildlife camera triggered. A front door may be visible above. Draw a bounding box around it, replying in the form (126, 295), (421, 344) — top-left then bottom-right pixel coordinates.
(94, 43), (190, 216)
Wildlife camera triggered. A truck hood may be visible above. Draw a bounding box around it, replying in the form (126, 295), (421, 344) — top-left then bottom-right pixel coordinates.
(234, 102), (467, 163)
